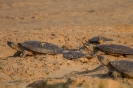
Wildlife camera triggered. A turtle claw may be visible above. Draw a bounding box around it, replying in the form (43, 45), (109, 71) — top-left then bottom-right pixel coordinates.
(20, 50), (28, 58)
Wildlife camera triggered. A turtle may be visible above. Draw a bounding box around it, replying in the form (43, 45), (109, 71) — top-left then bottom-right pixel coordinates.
(78, 36), (114, 53)
(97, 55), (133, 79)
(63, 50), (89, 60)
(7, 41), (63, 57)
(83, 44), (133, 59)
(89, 36), (114, 44)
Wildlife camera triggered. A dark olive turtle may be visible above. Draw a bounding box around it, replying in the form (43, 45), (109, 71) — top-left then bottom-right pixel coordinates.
(97, 55), (133, 79)
(84, 44), (133, 59)
(89, 36), (114, 44)
(63, 50), (88, 60)
(7, 41), (63, 57)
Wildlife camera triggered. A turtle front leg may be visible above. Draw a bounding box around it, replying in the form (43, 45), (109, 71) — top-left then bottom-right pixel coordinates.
(101, 71), (112, 78)
(21, 50), (28, 57)
(13, 51), (21, 57)
(111, 71), (118, 79)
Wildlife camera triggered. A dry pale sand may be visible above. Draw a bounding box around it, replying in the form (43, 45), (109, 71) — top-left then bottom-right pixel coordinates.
(1, 0), (133, 88)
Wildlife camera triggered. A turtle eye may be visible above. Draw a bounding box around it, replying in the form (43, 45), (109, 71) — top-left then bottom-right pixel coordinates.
(98, 55), (104, 61)
(7, 41), (13, 46)
(100, 57), (104, 62)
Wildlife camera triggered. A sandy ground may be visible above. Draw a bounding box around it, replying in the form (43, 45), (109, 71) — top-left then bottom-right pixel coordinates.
(1, 0), (133, 88)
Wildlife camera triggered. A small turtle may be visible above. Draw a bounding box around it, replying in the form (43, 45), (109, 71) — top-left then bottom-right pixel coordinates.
(97, 55), (133, 79)
(63, 50), (89, 60)
(78, 36), (114, 53)
(7, 41), (63, 57)
(89, 36), (114, 44)
(84, 44), (133, 58)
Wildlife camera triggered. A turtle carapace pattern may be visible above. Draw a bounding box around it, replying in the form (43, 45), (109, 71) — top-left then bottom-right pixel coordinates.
(95, 44), (133, 55)
(97, 55), (133, 79)
(20, 41), (63, 54)
(63, 50), (86, 59)
(7, 41), (63, 57)
(84, 44), (133, 59)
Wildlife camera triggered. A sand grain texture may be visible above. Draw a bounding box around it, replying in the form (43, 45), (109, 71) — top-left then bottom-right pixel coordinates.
(0, 0), (133, 88)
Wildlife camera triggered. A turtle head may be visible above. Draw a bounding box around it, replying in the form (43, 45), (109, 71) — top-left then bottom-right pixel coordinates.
(84, 44), (94, 51)
(98, 37), (104, 44)
(97, 55), (109, 66)
(7, 41), (19, 50)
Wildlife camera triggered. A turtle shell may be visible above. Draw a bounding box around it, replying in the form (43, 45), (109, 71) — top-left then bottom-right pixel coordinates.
(63, 50), (86, 59)
(110, 60), (133, 78)
(95, 44), (133, 54)
(19, 41), (63, 54)
(90, 36), (114, 44)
